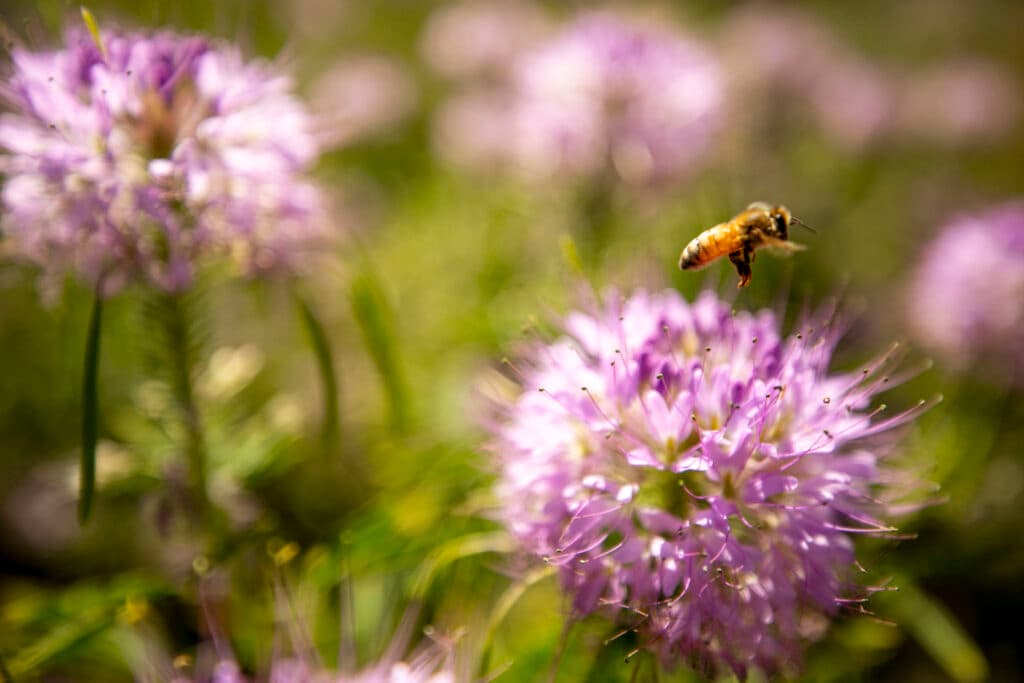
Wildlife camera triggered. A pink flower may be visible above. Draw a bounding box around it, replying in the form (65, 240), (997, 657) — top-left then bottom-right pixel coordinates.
(0, 26), (328, 297)
(908, 201), (1024, 382)
(490, 289), (930, 676)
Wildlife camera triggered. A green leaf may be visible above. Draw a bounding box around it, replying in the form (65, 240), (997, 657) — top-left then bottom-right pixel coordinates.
(7, 607), (112, 678)
(886, 579), (989, 683)
(78, 294), (102, 524)
(295, 293), (340, 454)
(409, 531), (514, 598)
(350, 271), (409, 434)
(478, 564), (556, 677)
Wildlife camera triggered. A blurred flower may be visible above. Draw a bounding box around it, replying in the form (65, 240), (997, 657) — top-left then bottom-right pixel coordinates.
(490, 289), (929, 676)
(432, 88), (516, 171)
(308, 56), (418, 149)
(894, 60), (1021, 146)
(717, 4), (836, 96)
(908, 201), (1024, 382)
(717, 5), (1019, 152)
(807, 57), (893, 150)
(434, 12), (722, 186)
(0, 26), (328, 298)
(718, 5), (893, 151)
(420, 0), (550, 81)
(508, 13), (721, 184)
(154, 602), (458, 683)
(167, 656), (454, 683)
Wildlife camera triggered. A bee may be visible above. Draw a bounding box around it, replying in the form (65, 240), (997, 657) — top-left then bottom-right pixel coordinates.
(678, 202), (814, 287)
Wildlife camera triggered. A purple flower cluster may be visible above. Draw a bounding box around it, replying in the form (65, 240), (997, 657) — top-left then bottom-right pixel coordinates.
(491, 289), (927, 676)
(0, 27), (326, 297)
(160, 606), (457, 683)
(174, 658), (454, 683)
(434, 12), (721, 186)
(908, 201), (1024, 383)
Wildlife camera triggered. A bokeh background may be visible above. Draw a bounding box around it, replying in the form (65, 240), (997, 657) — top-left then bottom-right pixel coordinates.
(1, 1), (1022, 680)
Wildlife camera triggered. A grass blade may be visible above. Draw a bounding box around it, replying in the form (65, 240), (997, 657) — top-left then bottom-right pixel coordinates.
(887, 578), (989, 683)
(78, 294), (102, 524)
(7, 607), (111, 678)
(350, 271), (409, 434)
(478, 565), (556, 677)
(295, 293), (340, 453)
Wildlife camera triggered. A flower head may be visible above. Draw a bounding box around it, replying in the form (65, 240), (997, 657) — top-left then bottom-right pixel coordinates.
(509, 13), (721, 184)
(420, 0), (550, 81)
(434, 12), (721, 186)
(0, 25), (327, 297)
(491, 289), (928, 676)
(908, 201), (1024, 382)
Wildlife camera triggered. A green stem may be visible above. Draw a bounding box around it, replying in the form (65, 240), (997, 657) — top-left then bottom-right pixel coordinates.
(350, 271), (409, 434)
(78, 294), (103, 524)
(161, 293), (209, 517)
(477, 565), (556, 678)
(295, 292), (341, 455)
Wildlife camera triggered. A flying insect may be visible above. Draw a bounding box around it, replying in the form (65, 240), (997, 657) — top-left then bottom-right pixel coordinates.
(678, 202), (814, 287)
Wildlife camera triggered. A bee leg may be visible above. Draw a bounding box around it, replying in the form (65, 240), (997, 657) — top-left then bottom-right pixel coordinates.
(728, 249), (753, 288)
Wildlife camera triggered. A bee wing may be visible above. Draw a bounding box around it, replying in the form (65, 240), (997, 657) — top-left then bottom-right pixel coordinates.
(761, 238), (806, 256)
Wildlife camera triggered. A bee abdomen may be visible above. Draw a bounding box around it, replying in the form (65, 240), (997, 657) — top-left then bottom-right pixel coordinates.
(678, 237), (706, 270)
(679, 229), (726, 270)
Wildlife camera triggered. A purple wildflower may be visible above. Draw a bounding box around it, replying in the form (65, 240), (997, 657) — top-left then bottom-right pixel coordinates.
(893, 60), (1021, 146)
(151, 596), (458, 683)
(509, 13), (721, 184)
(308, 56), (418, 149)
(491, 289), (929, 677)
(0, 26), (327, 297)
(169, 657), (455, 683)
(435, 12), (721, 186)
(908, 201), (1024, 382)
(420, 0), (550, 82)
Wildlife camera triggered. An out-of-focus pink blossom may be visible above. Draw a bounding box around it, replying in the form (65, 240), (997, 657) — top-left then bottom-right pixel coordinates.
(420, 0), (550, 81)
(894, 60), (1021, 146)
(507, 13), (722, 184)
(0, 26), (329, 298)
(433, 12), (722, 187)
(908, 201), (1024, 382)
(309, 56), (418, 149)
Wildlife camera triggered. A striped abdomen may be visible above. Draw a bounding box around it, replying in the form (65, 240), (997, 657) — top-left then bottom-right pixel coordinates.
(678, 222), (745, 270)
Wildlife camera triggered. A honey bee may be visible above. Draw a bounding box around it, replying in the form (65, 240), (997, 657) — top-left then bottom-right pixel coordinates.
(678, 202), (814, 287)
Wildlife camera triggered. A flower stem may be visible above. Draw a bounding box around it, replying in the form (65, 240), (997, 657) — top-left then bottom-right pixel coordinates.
(295, 291), (341, 456)
(78, 293), (103, 524)
(161, 292), (209, 518)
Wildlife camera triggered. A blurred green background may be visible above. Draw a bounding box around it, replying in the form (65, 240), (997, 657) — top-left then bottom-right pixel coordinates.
(1, 1), (1022, 681)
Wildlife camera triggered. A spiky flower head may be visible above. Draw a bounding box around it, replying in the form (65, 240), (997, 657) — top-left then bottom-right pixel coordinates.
(908, 200), (1024, 383)
(491, 289), (928, 677)
(0, 23), (327, 297)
